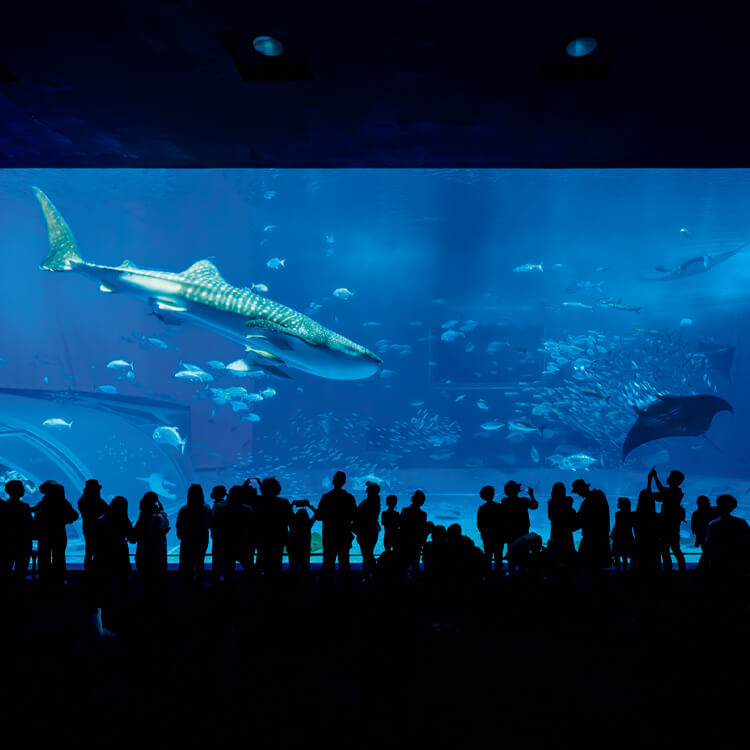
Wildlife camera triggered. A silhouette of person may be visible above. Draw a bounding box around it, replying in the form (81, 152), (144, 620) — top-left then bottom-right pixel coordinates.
(691, 495), (720, 565)
(506, 531), (544, 576)
(176, 484), (213, 582)
(547, 481), (577, 563)
(630, 488), (662, 575)
(2, 479), (32, 582)
(381, 494), (400, 554)
(571, 479), (611, 570)
(33, 480), (79, 586)
(501, 481), (538, 551)
(259, 477), (293, 576)
(288, 500), (316, 574)
(211, 485), (254, 582)
(445, 523), (485, 582)
(78, 479), (108, 572)
(476, 485), (505, 573)
(422, 524), (449, 582)
(92, 495), (135, 627)
(399, 490), (428, 575)
(210, 485), (227, 511)
(611, 497), (635, 573)
(355, 481), (381, 577)
(703, 494), (750, 578)
(133, 492), (170, 599)
(317, 471), (357, 574)
(648, 468), (686, 573)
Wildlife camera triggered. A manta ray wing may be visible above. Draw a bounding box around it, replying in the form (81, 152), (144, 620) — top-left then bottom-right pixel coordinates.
(622, 395), (733, 460)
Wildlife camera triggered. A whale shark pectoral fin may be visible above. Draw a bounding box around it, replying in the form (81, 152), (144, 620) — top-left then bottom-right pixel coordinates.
(99, 282), (115, 293)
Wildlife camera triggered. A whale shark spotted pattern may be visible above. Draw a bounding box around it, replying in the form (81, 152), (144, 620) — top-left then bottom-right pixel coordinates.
(32, 188), (382, 380)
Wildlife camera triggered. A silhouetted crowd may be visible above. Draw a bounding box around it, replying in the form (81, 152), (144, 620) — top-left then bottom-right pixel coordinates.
(2, 467), (750, 604)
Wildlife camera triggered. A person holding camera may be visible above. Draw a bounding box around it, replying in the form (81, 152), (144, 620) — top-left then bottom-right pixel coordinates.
(648, 467), (686, 573)
(134, 491), (170, 600)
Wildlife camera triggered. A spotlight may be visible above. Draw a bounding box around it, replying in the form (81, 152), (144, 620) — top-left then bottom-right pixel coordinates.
(565, 36), (597, 58)
(252, 35), (284, 57)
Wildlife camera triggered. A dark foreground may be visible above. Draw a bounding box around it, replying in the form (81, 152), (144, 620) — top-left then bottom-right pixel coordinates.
(2, 570), (749, 749)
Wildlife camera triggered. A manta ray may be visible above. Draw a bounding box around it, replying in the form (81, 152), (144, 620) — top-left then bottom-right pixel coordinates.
(622, 394), (733, 460)
(32, 188), (382, 380)
(641, 240), (749, 281)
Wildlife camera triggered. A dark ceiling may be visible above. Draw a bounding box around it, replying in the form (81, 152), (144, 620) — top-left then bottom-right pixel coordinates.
(0, 0), (747, 167)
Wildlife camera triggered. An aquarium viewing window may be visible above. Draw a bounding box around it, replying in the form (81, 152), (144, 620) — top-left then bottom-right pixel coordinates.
(1, 169), (748, 558)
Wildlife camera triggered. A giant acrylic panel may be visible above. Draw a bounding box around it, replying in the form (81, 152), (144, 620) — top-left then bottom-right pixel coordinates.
(1, 169), (749, 557)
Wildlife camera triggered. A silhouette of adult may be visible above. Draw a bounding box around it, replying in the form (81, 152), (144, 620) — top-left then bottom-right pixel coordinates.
(399, 490), (428, 575)
(611, 497), (635, 573)
(648, 468), (687, 573)
(2, 480), (32, 582)
(133, 492), (170, 598)
(355, 481), (381, 577)
(381, 494), (400, 554)
(571, 479), (611, 570)
(317, 471), (357, 574)
(33, 480), (79, 585)
(446, 523), (485, 581)
(501, 481), (538, 551)
(259, 477), (293, 576)
(630, 488), (662, 575)
(547, 482), (577, 563)
(92, 495), (135, 624)
(211, 485), (254, 582)
(77, 479), (108, 571)
(176, 484), (213, 582)
(703, 494), (750, 578)
(422, 524), (449, 582)
(476, 485), (505, 573)
(691, 495), (720, 566)
(288, 500), (316, 574)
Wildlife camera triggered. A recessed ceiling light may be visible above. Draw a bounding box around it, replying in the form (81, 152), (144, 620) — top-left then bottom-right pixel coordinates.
(252, 35), (284, 57)
(565, 37), (597, 58)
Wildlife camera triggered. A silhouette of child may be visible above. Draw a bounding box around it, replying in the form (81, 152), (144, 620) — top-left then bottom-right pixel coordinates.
(381, 495), (400, 554)
(611, 497), (635, 573)
(288, 501), (316, 573)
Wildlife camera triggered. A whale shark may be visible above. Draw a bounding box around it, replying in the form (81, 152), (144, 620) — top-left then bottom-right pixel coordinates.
(32, 188), (382, 380)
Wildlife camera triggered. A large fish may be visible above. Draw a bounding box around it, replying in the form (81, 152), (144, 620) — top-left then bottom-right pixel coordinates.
(622, 394), (733, 460)
(641, 241), (749, 281)
(32, 188), (382, 380)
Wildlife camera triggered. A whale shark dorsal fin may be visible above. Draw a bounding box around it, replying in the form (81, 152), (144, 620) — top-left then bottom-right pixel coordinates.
(180, 259), (225, 282)
(119, 259), (139, 270)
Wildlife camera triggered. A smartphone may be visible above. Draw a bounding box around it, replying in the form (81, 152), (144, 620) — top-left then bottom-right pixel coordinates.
(520, 484), (530, 492)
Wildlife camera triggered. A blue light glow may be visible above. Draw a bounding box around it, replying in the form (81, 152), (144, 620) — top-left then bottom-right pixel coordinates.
(566, 37), (597, 58)
(252, 35), (284, 57)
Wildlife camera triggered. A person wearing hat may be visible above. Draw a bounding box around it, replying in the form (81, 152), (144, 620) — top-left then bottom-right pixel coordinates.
(648, 467), (686, 573)
(703, 494), (750, 578)
(78, 479), (109, 571)
(501, 480), (538, 556)
(571, 478), (611, 570)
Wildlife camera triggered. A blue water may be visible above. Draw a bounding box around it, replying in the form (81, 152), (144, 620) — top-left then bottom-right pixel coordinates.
(2, 169), (750, 557)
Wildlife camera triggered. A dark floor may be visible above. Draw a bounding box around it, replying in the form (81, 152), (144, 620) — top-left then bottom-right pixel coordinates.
(2, 569), (748, 749)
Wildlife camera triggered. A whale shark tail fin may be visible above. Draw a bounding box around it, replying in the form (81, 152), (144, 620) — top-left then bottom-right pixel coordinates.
(32, 187), (83, 271)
